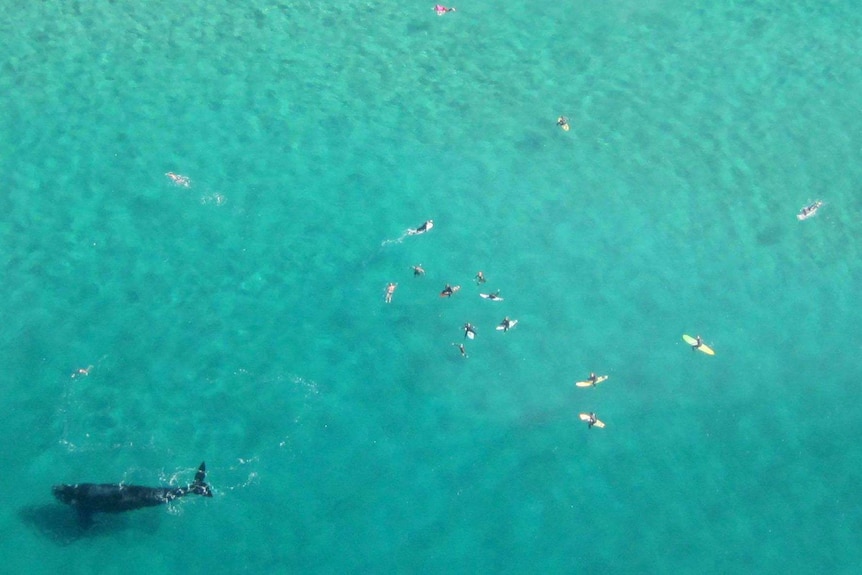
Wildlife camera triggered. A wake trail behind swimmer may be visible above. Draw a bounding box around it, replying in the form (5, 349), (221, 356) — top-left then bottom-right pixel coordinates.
(380, 219), (434, 246)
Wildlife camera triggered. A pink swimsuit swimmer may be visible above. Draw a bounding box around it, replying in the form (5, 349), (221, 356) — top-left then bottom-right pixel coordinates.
(165, 172), (191, 187)
(434, 4), (454, 15)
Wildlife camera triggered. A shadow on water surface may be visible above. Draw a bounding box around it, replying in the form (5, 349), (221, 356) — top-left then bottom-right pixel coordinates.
(18, 504), (158, 546)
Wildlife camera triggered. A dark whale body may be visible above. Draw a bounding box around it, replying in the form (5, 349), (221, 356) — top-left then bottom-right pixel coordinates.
(53, 462), (212, 525)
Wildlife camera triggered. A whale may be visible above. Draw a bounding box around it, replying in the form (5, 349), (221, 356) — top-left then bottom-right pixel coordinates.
(53, 461), (212, 525)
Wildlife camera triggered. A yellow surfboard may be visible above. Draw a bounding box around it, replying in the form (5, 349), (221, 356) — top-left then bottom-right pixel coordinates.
(575, 375), (608, 388)
(579, 413), (605, 428)
(683, 334), (715, 355)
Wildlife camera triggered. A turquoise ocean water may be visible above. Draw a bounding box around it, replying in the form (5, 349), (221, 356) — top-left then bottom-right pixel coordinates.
(2, 0), (862, 572)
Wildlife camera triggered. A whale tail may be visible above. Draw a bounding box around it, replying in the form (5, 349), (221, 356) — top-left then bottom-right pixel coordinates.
(191, 462), (213, 497)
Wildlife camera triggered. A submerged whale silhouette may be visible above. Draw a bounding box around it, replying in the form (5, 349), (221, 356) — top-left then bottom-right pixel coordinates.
(52, 462), (212, 525)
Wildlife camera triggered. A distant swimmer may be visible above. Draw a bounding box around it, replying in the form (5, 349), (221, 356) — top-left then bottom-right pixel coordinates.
(480, 290), (503, 301)
(579, 412), (605, 429)
(385, 282), (397, 303)
(475, 271), (486, 284)
(556, 116), (570, 132)
(408, 220), (434, 235)
(496, 316), (517, 332)
(440, 284), (461, 297)
(452, 343), (468, 358)
(165, 172), (191, 187)
(463, 322), (477, 340)
(434, 4), (456, 15)
(797, 201), (823, 221)
(412, 264), (425, 277)
(71, 365), (93, 379)
(575, 373), (609, 387)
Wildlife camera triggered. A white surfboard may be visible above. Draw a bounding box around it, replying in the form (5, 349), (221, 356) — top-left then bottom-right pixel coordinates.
(480, 293), (503, 301)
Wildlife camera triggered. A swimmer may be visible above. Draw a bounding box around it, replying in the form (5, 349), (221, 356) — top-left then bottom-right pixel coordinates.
(475, 271), (486, 284)
(71, 365), (93, 379)
(412, 264), (426, 277)
(165, 172), (191, 187)
(385, 282), (397, 303)
(452, 343), (468, 358)
(434, 4), (455, 15)
(440, 284), (461, 297)
(556, 116), (570, 132)
(408, 220), (434, 235)
(579, 412), (605, 429)
(463, 322), (476, 340)
(797, 200), (823, 220)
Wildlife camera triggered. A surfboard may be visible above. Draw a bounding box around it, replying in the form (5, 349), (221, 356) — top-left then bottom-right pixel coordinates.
(440, 285), (461, 297)
(408, 219), (433, 234)
(465, 331), (475, 340)
(496, 319), (518, 331)
(579, 413), (605, 428)
(797, 201), (823, 221)
(575, 375), (608, 388)
(479, 293), (503, 301)
(682, 334), (715, 355)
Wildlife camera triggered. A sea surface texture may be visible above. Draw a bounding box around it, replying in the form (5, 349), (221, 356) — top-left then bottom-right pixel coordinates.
(2, 0), (862, 573)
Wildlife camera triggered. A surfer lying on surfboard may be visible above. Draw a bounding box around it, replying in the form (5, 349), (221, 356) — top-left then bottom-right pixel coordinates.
(463, 323), (476, 339)
(797, 201), (823, 221)
(408, 220), (434, 235)
(381, 220), (434, 246)
(480, 291), (503, 301)
(440, 284), (461, 297)
(497, 316), (516, 332)
(412, 264), (425, 276)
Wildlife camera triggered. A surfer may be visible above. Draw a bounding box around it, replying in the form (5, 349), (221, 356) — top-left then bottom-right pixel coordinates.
(475, 271), (486, 284)
(412, 264), (425, 277)
(576, 373), (608, 387)
(463, 323), (476, 339)
(408, 220), (434, 235)
(797, 201), (823, 220)
(434, 4), (455, 15)
(556, 116), (570, 132)
(453, 343), (468, 358)
(440, 284), (460, 297)
(385, 282), (397, 303)
(690, 335), (703, 350)
(481, 290), (503, 301)
(498, 316), (514, 332)
(582, 412), (600, 428)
